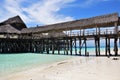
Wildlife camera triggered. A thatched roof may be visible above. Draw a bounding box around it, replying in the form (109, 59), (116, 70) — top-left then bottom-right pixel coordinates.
(0, 24), (20, 34)
(47, 32), (67, 38)
(21, 13), (119, 34)
(1, 16), (26, 30)
(0, 13), (119, 34)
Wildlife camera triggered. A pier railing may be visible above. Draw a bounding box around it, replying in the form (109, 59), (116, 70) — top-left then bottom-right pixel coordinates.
(17, 29), (117, 39)
(67, 29), (115, 37)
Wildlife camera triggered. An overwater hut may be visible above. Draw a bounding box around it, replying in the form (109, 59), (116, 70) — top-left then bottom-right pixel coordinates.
(0, 16), (26, 38)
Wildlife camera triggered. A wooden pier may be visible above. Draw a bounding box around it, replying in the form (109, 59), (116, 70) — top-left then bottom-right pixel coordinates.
(0, 13), (120, 56)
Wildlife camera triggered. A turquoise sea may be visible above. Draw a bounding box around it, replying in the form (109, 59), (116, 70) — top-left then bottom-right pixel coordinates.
(0, 47), (117, 76)
(0, 53), (71, 76)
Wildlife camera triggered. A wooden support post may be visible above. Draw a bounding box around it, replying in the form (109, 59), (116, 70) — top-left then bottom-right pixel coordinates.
(80, 29), (81, 36)
(40, 39), (44, 53)
(114, 22), (118, 34)
(119, 38), (120, 48)
(43, 40), (45, 52)
(108, 38), (111, 56)
(52, 38), (54, 54)
(39, 40), (41, 53)
(30, 39), (33, 53)
(47, 39), (49, 54)
(58, 39), (60, 55)
(98, 38), (100, 56)
(70, 38), (72, 55)
(114, 22), (118, 56)
(105, 37), (108, 56)
(98, 27), (100, 35)
(66, 39), (68, 55)
(70, 30), (72, 37)
(74, 38), (77, 55)
(84, 38), (87, 56)
(114, 37), (118, 56)
(79, 38), (81, 56)
(64, 39), (66, 55)
(83, 29), (85, 36)
(68, 39), (70, 51)
(96, 27), (98, 35)
(95, 38), (98, 56)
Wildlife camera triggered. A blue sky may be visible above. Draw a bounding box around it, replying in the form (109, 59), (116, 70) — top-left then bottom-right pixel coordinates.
(0, 0), (120, 27)
(0, 0), (120, 46)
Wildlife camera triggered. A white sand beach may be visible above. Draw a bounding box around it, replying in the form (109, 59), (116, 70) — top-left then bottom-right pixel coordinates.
(0, 55), (120, 80)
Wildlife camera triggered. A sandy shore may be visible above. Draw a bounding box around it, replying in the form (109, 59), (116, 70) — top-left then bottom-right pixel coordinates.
(0, 56), (120, 80)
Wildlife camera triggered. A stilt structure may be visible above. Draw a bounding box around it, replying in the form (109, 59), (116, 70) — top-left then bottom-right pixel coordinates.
(0, 13), (120, 57)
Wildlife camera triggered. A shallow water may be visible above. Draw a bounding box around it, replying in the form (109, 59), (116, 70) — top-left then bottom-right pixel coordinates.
(49, 47), (106, 55)
(0, 53), (70, 76)
(0, 47), (117, 76)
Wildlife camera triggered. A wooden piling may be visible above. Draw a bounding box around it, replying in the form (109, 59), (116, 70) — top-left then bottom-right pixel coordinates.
(46, 39), (49, 54)
(74, 38), (77, 55)
(70, 38), (73, 55)
(98, 38), (100, 56)
(79, 38), (81, 56)
(114, 37), (118, 56)
(108, 38), (111, 56)
(66, 39), (69, 55)
(105, 37), (108, 56)
(58, 39), (60, 55)
(52, 38), (55, 54)
(95, 37), (98, 56)
(64, 39), (66, 55)
(84, 38), (87, 56)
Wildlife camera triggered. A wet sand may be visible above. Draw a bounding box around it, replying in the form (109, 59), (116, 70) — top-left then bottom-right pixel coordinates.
(0, 55), (120, 80)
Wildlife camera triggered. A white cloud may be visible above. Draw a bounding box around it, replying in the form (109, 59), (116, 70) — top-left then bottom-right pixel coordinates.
(0, 0), (31, 23)
(0, 0), (75, 27)
(23, 0), (75, 24)
(79, 0), (112, 8)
